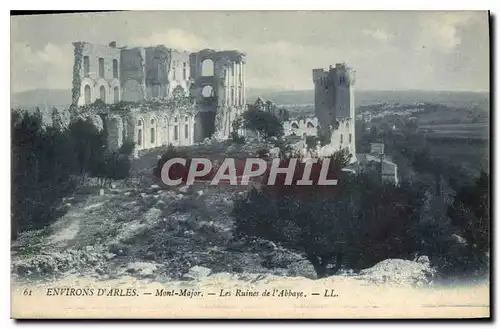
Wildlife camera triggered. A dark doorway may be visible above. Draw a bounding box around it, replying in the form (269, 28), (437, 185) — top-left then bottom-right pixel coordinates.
(194, 111), (216, 142)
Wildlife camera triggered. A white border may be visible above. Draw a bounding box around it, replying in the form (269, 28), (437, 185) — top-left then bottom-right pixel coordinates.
(2, 2), (497, 327)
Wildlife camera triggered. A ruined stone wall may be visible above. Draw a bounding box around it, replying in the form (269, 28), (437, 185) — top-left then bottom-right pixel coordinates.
(284, 117), (318, 137)
(127, 107), (195, 151)
(72, 42), (247, 144)
(72, 42), (121, 106)
(120, 48), (147, 102)
(190, 49), (247, 140)
(145, 46), (170, 100)
(107, 116), (125, 151)
(167, 50), (191, 98)
(328, 118), (355, 153)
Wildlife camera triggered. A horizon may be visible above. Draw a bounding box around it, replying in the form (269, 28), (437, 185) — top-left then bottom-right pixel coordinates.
(12, 87), (490, 94)
(11, 11), (489, 94)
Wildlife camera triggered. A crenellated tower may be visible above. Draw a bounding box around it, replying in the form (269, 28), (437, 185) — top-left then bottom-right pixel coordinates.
(312, 63), (356, 160)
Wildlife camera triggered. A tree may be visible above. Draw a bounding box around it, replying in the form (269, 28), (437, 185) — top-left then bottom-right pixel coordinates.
(233, 165), (426, 277)
(242, 109), (284, 139)
(12, 111), (78, 237)
(447, 171), (489, 254)
(11, 109), (130, 239)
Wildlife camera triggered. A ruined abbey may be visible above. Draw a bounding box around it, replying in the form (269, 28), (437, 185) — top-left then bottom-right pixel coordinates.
(71, 41), (247, 151)
(70, 41), (357, 162)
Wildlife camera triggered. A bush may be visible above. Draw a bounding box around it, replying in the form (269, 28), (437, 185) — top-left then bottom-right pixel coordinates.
(243, 109), (284, 140)
(119, 139), (135, 156)
(229, 131), (246, 144)
(233, 173), (426, 277)
(273, 138), (294, 159)
(11, 110), (108, 237)
(91, 151), (132, 183)
(444, 171), (489, 277)
(232, 146), (430, 278)
(11, 109), (131, 238)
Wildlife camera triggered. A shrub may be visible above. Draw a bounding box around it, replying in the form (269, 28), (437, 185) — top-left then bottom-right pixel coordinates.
(273, 138), (294, 159)
(119, 139), (135, 156)
(243, 109), (284, 139)
(11, 111), (106, 237)
(233, 172), (426, 277)
(11, 109), (131, 238)
(229, 131), (246, 144)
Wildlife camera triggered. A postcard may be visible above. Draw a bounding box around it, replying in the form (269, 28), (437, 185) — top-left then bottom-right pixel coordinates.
(10, 10), (490, 319)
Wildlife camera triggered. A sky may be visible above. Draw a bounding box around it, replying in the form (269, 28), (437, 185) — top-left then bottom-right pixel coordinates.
(10, 11), (490, 93)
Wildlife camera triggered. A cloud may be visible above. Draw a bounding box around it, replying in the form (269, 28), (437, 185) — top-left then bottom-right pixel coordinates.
(131, 29), (209, 52)
(11, 43), (73, 92)
(10, 12), (489, 93)
(416, 12), (480, 53)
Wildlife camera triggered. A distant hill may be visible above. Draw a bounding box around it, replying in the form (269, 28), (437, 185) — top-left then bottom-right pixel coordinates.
(246, 88), (490, 111)
(11, 89), (71, 111)
(12, 88), (489, 113)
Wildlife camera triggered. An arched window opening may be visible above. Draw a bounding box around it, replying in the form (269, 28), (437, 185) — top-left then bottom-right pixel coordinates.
(291, 122), (299, 129)
(307, 122), (315, 128)
(150, 118), (157, 145)
(138, 129), (143, 146)
(99, 86), (106, 103)
(201, 59), (214, 76)
(113, 87), (119, 103)
(137, 119), (144, 147)
(202, 85), (215, 98)
(84, 85), (91, 105)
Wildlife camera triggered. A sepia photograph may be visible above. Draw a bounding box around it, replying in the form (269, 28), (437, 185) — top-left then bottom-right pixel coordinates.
(9, 10), (490, 319)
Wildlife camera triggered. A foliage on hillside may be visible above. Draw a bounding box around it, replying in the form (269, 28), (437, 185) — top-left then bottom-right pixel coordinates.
(11, 111), (133, 240)
(242, 109), (284, 139)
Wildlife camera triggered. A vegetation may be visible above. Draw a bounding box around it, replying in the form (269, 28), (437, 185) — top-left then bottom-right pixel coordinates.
(11, 110), (132, 239)
(233, 143), (489, 278)
(447, 171), (489, 272)
(233, 149), (425, 277)
(242, 109), (284, 140)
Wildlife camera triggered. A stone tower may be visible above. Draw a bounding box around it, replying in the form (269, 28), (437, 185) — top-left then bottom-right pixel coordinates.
(312, 63), (356, 160)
